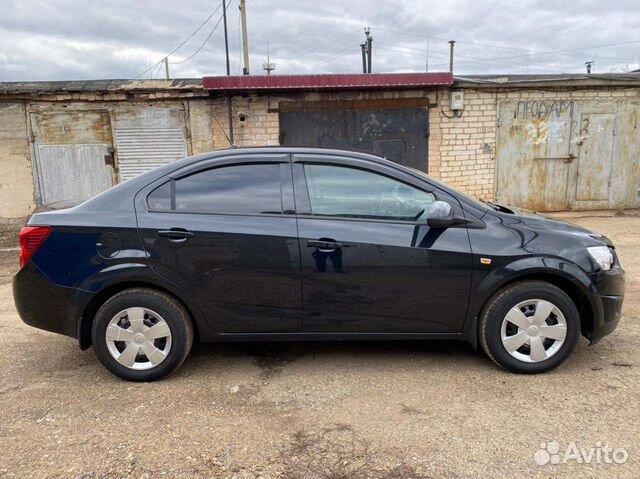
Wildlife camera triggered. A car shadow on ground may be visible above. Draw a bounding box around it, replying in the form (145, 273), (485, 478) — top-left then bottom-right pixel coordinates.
(184, 339), (486, 376)
(180, 338), (600, 379)
(5, 329), (600, 384)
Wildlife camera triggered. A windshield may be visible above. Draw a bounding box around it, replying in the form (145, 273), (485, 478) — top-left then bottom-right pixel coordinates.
(407, 167), (491, 210)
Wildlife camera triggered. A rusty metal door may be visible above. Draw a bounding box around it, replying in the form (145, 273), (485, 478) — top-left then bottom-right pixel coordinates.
(31, 111), (115, 208)
(575, 113), (615, 203)
(279, 106), (428, 171)
(609, 99), (640, 209)
(496, 98), (640, 212)
(496, 100), (575, 211)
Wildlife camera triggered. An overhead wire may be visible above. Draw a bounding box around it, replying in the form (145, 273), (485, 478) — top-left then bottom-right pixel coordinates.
(302, 45), (359, 69)
(134, 1), (227, 77)
(169, 3), (229, 65)
(376, 43), (563, 71)
(372, 28), (640, 64)
(151, 61), (164, 79)
(278, 28), (362, 66)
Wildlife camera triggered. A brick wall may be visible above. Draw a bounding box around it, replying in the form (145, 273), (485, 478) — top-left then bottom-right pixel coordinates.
(434, 89), (498, 200)
(207, 96), (281, 151)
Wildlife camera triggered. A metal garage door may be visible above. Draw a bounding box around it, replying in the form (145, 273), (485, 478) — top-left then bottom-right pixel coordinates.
(31, 111), (115, 208)
(113, 108), (188, 181)
(496, 99), (640, 211)
(279, 101), (429, 171)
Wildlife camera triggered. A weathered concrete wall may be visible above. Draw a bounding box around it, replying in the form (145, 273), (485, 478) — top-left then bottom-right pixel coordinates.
(187, 99), (215, 155)
(0, 103), (35, 222)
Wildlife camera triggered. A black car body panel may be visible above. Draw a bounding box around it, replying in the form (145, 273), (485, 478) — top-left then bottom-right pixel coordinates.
(13, 147), (624, 348)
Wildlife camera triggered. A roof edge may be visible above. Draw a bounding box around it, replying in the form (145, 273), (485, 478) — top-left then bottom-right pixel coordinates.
(203, 73), (454, 92)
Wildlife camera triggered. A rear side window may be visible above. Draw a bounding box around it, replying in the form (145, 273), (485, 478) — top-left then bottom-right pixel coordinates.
(147, 181), (172, 210)
(147, 163), (283, 214)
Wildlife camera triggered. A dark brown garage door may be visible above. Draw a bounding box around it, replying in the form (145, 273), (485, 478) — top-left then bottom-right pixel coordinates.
(279, 103), (429, 171)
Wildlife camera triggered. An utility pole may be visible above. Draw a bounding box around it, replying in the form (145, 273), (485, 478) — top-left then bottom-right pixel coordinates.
(448, 40), (455, 73)
(425, 35), (430, 72)
(360, 28), (373, 73)
(222, 0), (234, 144)
(239, 0), (250, 75)
(365, 28), (373, 73)
(222, 0), (231, 76)
(163, 57), (170, 80)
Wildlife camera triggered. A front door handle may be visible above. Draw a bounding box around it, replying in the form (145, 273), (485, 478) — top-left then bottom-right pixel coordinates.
(158, 229), (194, 241)
(307, 240), (343, 250)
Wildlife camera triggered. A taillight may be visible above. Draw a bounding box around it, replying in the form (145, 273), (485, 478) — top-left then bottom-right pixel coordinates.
(19, 226), (51, 268)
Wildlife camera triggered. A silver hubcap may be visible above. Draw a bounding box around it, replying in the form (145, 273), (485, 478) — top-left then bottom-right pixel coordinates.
(106, 308), (172, 370)
(500, 299), (567, 363)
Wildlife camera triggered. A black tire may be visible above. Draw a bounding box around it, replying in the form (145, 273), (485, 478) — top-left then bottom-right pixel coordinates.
(479, 281), (580, 374)
(91, 288), (194, 381)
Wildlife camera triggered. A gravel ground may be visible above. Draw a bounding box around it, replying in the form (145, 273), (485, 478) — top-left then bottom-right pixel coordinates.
(0, 216), (638, 479)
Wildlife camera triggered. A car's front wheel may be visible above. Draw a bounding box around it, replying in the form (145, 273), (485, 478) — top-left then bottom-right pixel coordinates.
(91, 288), (194, 381)
(479, 281), (580, 374)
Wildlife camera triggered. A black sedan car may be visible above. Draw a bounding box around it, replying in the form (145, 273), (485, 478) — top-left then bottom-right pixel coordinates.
(14, 147), (624, 381)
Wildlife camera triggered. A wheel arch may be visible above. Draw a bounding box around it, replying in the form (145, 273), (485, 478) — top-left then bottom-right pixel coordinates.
(78, 280), (203, 350)
(466, 266), (597, 345)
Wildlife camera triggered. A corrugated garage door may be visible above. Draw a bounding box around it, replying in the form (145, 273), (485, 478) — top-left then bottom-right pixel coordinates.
(113, 107), (188, 181)
(115, 128), (186, 180)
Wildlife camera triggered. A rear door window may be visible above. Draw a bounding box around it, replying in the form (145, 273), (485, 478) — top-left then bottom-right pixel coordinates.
(147, 163), (283, 214)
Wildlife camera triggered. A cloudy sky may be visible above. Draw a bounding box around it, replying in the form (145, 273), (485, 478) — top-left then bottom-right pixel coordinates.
(1, 0), (639, 81)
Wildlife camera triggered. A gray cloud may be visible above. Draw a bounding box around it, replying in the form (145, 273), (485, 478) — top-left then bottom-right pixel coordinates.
(1, 0), (639, 81)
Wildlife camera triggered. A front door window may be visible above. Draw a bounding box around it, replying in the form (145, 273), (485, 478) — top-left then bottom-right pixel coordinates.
(304, 164), (435, 222)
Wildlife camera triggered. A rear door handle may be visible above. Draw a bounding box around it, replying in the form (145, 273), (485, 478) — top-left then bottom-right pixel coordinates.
(157, 229), (194, 241)
(307, 240), (343, 249)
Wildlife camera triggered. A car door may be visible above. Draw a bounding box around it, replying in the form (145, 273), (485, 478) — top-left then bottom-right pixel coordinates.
(136, 154), (302, 334)
(292, 154), (473, 333)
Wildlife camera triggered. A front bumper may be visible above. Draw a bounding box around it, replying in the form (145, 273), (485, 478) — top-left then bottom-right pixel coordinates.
(13, 262), (93, 339)
(587, 265), (625, 343)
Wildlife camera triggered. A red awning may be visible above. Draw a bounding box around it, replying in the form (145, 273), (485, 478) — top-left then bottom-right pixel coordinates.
(202, 73), (453, 92)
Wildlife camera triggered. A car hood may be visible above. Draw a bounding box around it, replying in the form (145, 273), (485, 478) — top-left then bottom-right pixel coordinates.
(491, 205), (612, 246)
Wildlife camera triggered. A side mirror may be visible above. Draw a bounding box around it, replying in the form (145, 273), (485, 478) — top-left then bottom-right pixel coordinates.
(426, 201), (466, 228)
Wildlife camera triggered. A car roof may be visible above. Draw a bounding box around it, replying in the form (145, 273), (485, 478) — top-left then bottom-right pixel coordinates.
(197, 146), (388, 163)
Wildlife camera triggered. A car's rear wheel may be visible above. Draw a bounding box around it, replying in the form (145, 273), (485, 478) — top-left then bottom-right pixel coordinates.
(91, 288), (193, 381)
(479, 281), (580, 374)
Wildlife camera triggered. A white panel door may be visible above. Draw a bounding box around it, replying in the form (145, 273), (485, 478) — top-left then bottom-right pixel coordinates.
(36, 144), (113, 208)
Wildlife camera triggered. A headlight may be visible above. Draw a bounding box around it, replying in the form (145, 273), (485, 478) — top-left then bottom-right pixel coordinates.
(587, 246), (614, 271)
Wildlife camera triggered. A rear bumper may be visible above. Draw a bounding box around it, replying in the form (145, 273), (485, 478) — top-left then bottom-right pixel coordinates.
(12, 262), (93, 339)
(587, 265), (625, 344)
